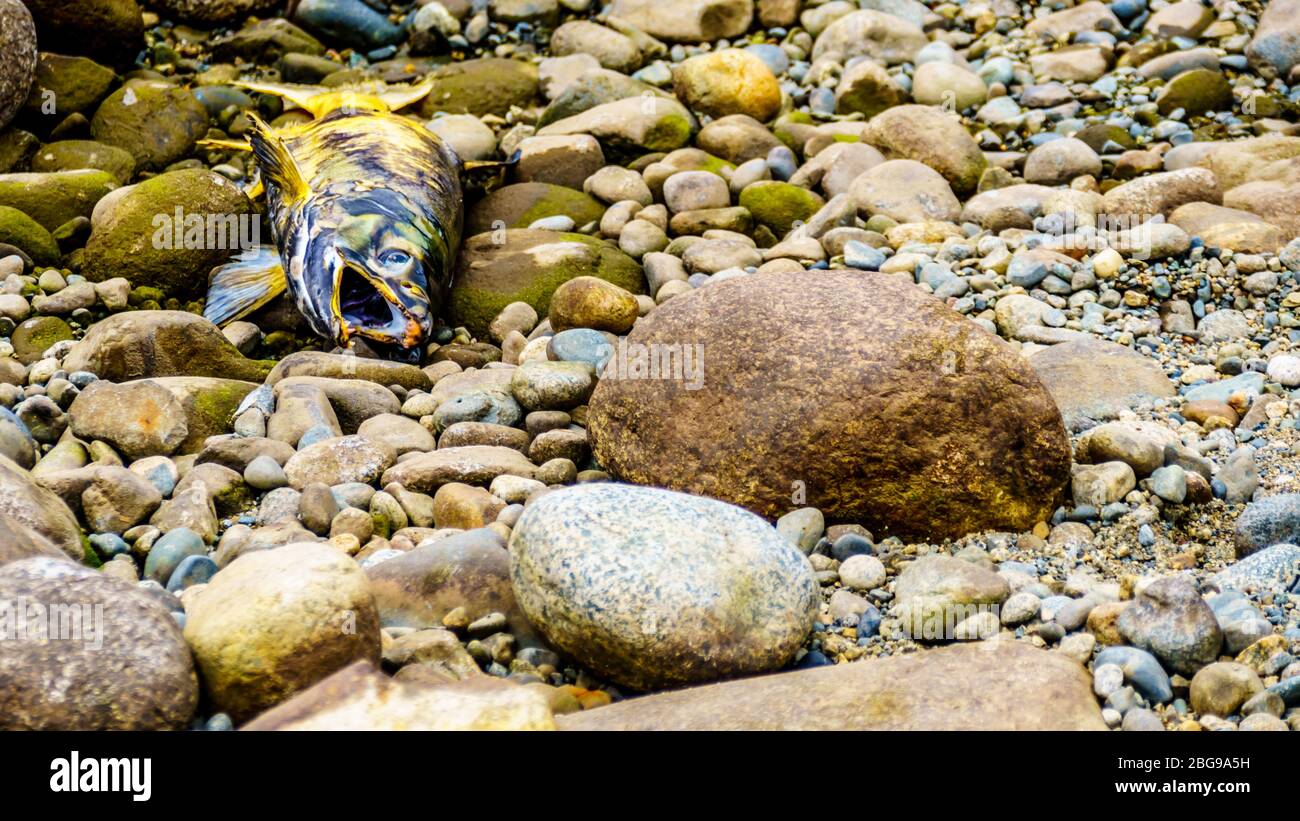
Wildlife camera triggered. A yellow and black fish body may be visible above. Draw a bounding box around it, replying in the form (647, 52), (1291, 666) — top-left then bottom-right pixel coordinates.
(204, 83), (496, 361)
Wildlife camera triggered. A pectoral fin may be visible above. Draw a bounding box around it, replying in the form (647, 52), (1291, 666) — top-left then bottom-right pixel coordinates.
(205, 246), (287, 326)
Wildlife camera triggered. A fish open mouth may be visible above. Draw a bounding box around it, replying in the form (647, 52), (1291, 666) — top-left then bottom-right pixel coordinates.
(339, 266), (393, 328)
(335, 265), (423, 352)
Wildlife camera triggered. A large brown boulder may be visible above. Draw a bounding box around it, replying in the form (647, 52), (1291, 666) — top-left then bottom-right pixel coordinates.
(0, 556), (198, 730)
(587, 271), (1071, 540)
(559, 641), (1107, 730)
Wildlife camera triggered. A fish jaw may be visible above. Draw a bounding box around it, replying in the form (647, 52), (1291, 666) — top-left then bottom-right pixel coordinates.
(331, 251), (431, 352)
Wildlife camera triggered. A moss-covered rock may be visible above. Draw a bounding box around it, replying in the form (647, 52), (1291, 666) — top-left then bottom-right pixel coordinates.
(0, 169), (116, 231)
(738, 181), (826, 237)
(11, 315), (73, 364)
(62, 310), (273, 382)
(212, 18), (325, 63)
(1156, 68), (1233, 116)
(420, 58), (539, 118)
(21, 0), (144, 66)
(31, 140), (135, 184)
(22, 53), (117, 120)
(465, 182), (606, 236)
(0, 127), (38, 173)
(146, 376), (261, 454)
(81, 168), (257, 298)
(537, 95), (695, 155)
(90, 81), (209, 172)
(449, 229), (646, 339)
(538, 71), (669, 128)
(0, 204), (59, 265)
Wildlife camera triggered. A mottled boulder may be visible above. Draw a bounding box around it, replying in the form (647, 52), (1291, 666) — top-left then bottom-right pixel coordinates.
(448, 229), (645, 339)
(1247, 0), (1300, 78)
(61, 311), (272, 382)
(1118, 576), (1223, 677)
(380, 445), (538, 494)
(67, 379), (188, 460)
(1234, 495), (1300, 559)
(90, 82), (210, 172)
(243, 661), (555, 730)
(510, 484), (818, 690)
(0, 557), (198, 729)
(151, 0), (280, 25)
(1027, 338), (1176, 427)
(81, 169), (258, 298)
(588, 271), (1071, 540)
(559, 641), (1106, 730)
(0, 0), (37, 131)
(282, 435), (396, 490)
(182, 542), (381, 723)
(0, 510), (62, 566)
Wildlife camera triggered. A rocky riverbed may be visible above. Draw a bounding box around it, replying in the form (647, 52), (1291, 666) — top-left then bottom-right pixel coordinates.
(0, 0), (1299, 731)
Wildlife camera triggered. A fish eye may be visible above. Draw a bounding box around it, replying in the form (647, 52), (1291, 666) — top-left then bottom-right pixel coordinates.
(379, 249), (412, 267)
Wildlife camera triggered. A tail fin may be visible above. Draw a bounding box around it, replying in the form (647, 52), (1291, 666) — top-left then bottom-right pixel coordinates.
(234, 78), (436, 119)
(205, 245), (288, 326)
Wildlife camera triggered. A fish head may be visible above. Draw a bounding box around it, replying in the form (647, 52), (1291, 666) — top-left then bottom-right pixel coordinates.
(290, 208), (447, 361)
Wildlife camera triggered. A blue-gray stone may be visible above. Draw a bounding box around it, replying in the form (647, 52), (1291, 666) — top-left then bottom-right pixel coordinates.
(1267, 674), (1300, 707)
(547, 328), (614, 371)
(509, 483), (818, 690)
(297, 424), (336, 449)
(143, 528), (205, 585)
(1148, 465), (1186, 503)
(293, 0), (404, 50)
(1095, 645), (1174, 703)
(843, 241), (886, 271)
(89, 533), (129, 559)
(1184, 371), (1265, 403)
(431, 389), (522, 432)
(166, 554), (218, 593)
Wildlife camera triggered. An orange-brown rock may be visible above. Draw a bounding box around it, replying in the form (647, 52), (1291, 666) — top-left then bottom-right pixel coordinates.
(587, 270), (1072, 540)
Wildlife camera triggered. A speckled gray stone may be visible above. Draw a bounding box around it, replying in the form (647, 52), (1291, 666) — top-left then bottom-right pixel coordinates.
(1234, 494), (1300, 558)
(509, 483), (818, 690)
(1117, 576), (1223, 677)
(0, 0), (37, 131)
(1212, 543), (1300, 597)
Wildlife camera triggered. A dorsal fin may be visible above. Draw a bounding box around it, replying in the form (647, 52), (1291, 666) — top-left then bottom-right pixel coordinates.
(246, 114), (309, 204)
